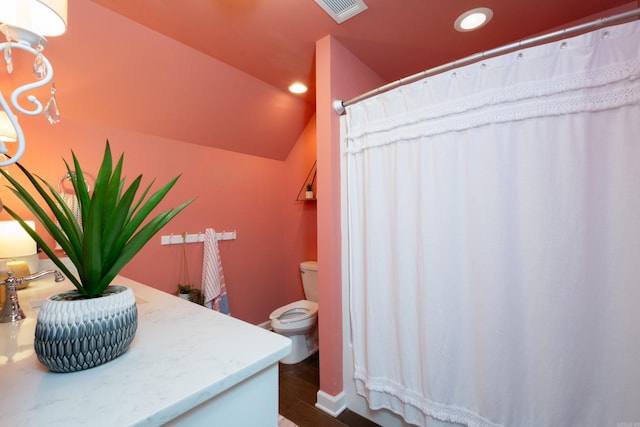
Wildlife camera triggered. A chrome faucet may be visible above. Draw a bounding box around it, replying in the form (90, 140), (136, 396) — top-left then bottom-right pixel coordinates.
(0, 270), (65, 323)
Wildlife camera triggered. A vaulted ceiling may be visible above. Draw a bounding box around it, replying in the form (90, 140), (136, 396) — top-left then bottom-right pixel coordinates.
(34, 1), (638, 160)
(92, 0), (636, 104)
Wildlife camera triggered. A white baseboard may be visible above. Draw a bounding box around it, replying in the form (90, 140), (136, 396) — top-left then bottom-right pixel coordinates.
(315, 390), (347, 417)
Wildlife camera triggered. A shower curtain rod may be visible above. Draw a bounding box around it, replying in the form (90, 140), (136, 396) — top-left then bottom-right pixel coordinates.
(333, 7), (640, 115)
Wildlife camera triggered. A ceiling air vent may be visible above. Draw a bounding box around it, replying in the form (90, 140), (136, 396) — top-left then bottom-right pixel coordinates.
(314, 0), (368, 24)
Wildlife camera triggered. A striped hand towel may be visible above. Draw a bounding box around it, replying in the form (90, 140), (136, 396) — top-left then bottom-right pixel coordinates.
(201, 228), (230, 314)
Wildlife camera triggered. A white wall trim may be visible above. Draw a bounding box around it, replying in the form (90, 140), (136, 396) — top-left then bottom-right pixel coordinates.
(315, 390), (347, 417)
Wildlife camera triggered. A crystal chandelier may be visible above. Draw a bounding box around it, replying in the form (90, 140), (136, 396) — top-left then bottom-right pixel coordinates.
(0, 0), (67, 166)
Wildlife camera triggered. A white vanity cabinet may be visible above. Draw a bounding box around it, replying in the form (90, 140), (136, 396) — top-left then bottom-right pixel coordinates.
(0, 265), (291, 426)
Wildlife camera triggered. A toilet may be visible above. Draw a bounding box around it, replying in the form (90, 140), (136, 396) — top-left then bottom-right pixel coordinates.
(270, 261), (318, 364)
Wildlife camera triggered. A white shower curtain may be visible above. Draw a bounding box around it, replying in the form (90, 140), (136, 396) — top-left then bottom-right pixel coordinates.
(344, 20), (640, 427)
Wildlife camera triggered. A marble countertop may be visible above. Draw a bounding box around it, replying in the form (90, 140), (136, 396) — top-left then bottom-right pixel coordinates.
(0, 261), (291, 426)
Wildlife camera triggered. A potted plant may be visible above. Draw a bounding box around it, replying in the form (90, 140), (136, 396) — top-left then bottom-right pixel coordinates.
(305, 183), (314, 199)
(177, 283), (192, 300)
(175, 284), (205, 305)
(189, 287), (204, 305)
(0, 141), (193, 372)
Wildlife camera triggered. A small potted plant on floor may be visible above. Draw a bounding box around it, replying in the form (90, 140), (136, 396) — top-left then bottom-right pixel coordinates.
(189, 287), (204, 305)
(175, 284), (204, 305)
(0, 140), (193, 372)
(177, 283), (192, 300)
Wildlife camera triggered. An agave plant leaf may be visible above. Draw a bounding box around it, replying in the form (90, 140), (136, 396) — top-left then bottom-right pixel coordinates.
(129, 180), (152, 215)
(80, 147), (114, 289)
(98, 200), (192, 290)
(101, 176), (142, 263)
(2, 164), (78, 255)
(120, 177), (182, 243)
(102, 177), (175, 270)
(40, 178), (84, 251)
(0, 141), (193, 297)
(1, 204), (82, 291)
(0, 165), (84, 281)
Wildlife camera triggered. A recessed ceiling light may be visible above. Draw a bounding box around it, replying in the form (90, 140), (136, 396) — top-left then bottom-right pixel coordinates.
(288, 82), (308, 94)
(454, 7), (493, 32)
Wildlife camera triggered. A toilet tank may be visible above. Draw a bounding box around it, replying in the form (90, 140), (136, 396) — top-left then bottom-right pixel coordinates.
(300, 261), (318, 303)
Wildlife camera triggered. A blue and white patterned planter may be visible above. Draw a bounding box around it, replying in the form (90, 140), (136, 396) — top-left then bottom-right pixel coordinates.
(34, 286), (138, 373)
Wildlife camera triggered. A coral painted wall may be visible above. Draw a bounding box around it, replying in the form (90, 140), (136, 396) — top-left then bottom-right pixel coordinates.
(315, 36), (386, 399)
(0, 2), (317, 326)
(283, 116), (318, 303)
(0, 115), (316, 325)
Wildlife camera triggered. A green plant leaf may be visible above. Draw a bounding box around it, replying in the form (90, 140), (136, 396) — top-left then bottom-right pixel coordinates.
(0, 141), (193, 297)
(0, 174), (85, 293)
(98, 200), (193, 290)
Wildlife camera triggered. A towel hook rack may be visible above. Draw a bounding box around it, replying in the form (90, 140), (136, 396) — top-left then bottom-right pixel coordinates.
(160, 230), (237, 245)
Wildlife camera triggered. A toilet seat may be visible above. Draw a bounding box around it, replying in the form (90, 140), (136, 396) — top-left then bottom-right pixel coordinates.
(269, 298), (319, 364)
(269, 300), (318, 325)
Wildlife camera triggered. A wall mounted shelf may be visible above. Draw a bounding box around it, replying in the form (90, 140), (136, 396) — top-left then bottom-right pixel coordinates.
(296, 160), (317, 201)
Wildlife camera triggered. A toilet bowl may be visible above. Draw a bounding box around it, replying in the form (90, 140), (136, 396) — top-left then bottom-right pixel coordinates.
(270, 300), (318, 333)
(270, 300), (318, 364)
(270, 261), (318, 364)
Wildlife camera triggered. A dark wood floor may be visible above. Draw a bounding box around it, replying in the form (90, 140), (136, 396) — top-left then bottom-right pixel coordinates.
(279, 352), (380, 427)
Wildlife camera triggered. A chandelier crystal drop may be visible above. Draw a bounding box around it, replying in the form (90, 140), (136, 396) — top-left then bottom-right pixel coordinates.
(3, 32), (12, 74)
(44, 82), (60, 124)
(32, 43), (47, 79)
